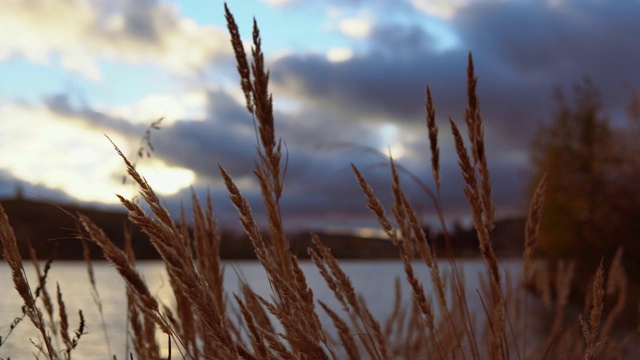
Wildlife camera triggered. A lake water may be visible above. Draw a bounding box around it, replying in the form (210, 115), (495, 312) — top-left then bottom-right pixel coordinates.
(0, 258), (535, 359)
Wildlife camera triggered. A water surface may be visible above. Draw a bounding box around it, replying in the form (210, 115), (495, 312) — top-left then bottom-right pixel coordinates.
(0, 259), (530, 358)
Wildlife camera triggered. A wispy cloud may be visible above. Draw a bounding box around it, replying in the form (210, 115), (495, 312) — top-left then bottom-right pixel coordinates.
(0, 0), (231, 80)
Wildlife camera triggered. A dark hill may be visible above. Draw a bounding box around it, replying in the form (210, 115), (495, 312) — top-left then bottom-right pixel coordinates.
(0, 198), (526, 261)
(0, 198), (156, 260)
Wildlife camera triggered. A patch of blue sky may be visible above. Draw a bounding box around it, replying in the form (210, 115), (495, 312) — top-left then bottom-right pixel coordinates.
(382, 7), (462, 52)
(0, 55), (187, 111)
(74, 61), (182, 109)
(0, 58), (70, 104)
(182, 1), (353, 55)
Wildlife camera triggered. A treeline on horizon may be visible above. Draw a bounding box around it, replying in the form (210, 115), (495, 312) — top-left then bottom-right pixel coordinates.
(0, 197), (525, 261)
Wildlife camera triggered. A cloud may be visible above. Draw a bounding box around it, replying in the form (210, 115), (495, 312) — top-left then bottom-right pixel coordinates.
(0, 102), (133, 204)
(108, 91), (209, 125)
(453, 0), (640, 111)
(1, 96), (199, 204)
(338, 18), (372, 38)
(0, 0), (231, 80)
(260, 0), (300, 7)
(248, 0), (640, 230)
(6, 0), (640, 233)
(0, 168), (83, 205)
(326, 47), (354, 62)
(411, 0), (470, 19)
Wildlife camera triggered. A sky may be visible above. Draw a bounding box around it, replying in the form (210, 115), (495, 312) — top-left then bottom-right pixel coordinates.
(1, 0), (639, 234)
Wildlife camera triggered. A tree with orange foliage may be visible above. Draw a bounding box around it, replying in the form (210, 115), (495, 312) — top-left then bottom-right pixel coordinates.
(529, 78), (640, 280)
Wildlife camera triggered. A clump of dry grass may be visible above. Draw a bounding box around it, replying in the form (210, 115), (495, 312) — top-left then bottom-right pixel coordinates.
(1, 3), (639, 360)
(0, 204), (86, 359)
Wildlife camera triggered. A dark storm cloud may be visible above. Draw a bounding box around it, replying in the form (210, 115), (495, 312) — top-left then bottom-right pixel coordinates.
(44, 94), (142, 139)
(271, 25), (442, 123)
(268, 38), (535, 222)
(454, 1), (640, 119)
(270, 22), (548, 146)
(257, 0), (640, 228)
(119, 0), (163, 42)
(145, 88), (407, 230)
(150, 89), (258, 179)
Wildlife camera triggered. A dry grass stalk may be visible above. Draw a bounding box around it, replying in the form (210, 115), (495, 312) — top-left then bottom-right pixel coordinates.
(222, 10), (341, 356)
(253, 291), (329, 359)
(56, 283), (71, 355)
(107, 138), (239, 358)
(450, 118), (501, 296)
(309, 234), (387, 359)
(580, 260), (606, 360)
(221, 165), (330, 358)
(240, 282), (274, 334)
(192, 190), (226, 314)
(224, 3), (253, 114)
(547, 260), (575, 353)
(80, 232), (113, 358)
(27, 240), (56, 338)
(233, 293), (270, 359)
(524, 174), (547, 283)
(320, 301), (361, 360)
(388, 158), (448, 358)
(426, 85), (441, 189)
(451, 116), (505, 358)
(600, 247), (626, 341)
(78, 213), (163, 327)
(123, 224), (161, 360)
(384, 278), (404, 339)
(0, 204), (58, 359)
(224, 5), (289, 282)
(522, 173), (546, 358)
(179, 189), (230, 358)
(464, 53), (495, 232)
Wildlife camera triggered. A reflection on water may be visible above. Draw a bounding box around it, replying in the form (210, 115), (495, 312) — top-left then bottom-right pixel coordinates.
(0, 259), (534, 358)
